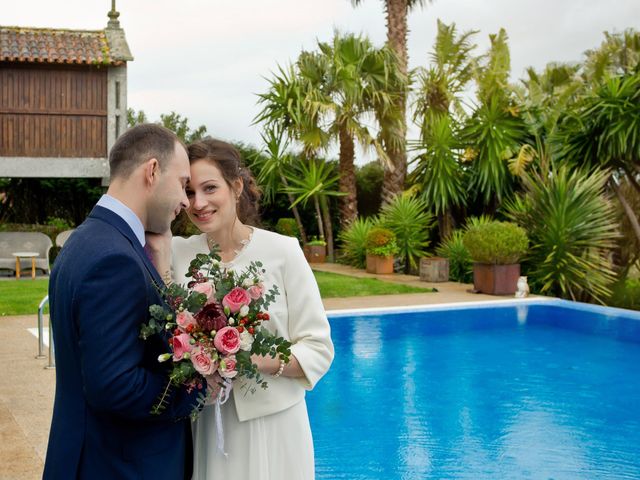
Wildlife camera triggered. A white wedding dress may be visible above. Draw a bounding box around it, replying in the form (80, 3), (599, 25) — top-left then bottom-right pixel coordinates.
(171, 228), (334, 480)
(191, 391), (314, 479)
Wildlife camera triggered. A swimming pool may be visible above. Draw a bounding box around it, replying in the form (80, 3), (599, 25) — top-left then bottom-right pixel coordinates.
(307, 298), (640, 479)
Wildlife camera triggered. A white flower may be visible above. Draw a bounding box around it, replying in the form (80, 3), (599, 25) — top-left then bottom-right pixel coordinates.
(242, 278), (252, 288)
(239, 330), (254, 351)
(157, 353), (172, 363)
(239, 305), (250, 317)
(228, 317), (235, 325)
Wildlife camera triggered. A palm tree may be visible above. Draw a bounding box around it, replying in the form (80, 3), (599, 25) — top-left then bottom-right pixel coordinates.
(282, 159), (345, 261)
(582, 29), (640, 86)
(509, 62), (583, 178)
(255, 64), (327, 158)
(554, 73), (640, 244)
(252, 127), (308, 243)
(351, 0), (431, 204)
(460, 29), (529, 211)
(411, 20), (478, 238)
(297, 33), (405, 227)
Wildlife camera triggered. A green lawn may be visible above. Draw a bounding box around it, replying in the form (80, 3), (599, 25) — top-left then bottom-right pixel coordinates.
(313, 270), (434, 298)
(0, 271), (434, 316)
(0, 279), (49, 316)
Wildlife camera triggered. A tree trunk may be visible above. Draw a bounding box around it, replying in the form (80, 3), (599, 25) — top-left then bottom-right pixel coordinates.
(437, 210), (453, 241)
(338, 125), (358, 228)
(611, 178), (640, 245)
(280, 173), (308, 244)
(622, 164), (640, 195)
(381, 0), (409, 206)
(320, 196), (335, 262)
(313, 196), (325, 241)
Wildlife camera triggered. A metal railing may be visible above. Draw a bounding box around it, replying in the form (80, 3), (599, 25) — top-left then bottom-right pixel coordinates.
(37, 295), (55, 369)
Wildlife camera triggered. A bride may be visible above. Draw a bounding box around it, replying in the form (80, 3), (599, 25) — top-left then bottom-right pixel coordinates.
(150, 138), (334, 479)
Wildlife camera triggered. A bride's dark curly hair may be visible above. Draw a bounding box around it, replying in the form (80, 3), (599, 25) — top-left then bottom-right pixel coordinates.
(187, 138), (262, 226)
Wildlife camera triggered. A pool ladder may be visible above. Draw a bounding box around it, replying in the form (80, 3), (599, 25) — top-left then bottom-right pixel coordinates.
(36, 295), (55, 369)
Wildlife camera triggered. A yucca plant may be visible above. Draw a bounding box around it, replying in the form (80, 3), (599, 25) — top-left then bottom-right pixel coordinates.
(337, 217), (375, 268)
(505, 167), (619, 303)
(379, 192), (435, 273)
(435, 230), (473, 283)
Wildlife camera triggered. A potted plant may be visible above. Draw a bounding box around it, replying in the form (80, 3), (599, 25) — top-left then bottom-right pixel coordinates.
(365, 227), (399, 274)
(462, 221), (528, 295)
(303, 237), (327, 263)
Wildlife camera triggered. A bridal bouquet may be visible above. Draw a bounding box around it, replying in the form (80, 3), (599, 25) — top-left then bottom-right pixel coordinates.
(140, 246), (291, 419)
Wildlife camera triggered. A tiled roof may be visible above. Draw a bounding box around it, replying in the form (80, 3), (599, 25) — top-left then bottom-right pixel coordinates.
(0, 26), (132, 65)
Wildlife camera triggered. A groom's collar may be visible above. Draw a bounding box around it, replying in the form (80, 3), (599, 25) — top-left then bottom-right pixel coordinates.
(96, 194), (145, 247)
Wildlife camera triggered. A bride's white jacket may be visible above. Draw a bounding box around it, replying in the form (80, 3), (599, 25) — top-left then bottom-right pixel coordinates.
(171, 228), (334, 421)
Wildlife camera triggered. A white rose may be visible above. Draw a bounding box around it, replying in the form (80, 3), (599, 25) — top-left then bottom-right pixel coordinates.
(239, 305), (250, 317)
(242, 278), (253, 288)
(239, 330), (254, 351)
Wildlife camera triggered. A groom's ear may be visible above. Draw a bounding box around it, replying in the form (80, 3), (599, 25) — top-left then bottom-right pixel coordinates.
(143, 158), (160, 187)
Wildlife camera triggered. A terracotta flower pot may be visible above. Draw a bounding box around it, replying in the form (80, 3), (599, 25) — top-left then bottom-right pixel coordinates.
(303, 244), (326, 263)
(472, 263), (520, 295)
(366, 254), (394, 274)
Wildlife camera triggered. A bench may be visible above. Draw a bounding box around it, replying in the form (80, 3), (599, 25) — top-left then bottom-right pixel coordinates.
(0, 232), (53, 276)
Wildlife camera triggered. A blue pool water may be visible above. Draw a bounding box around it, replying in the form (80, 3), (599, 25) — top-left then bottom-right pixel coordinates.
(306, 300), (640, 479)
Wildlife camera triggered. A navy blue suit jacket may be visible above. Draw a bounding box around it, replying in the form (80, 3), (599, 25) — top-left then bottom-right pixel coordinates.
(43, 206), (200, 479)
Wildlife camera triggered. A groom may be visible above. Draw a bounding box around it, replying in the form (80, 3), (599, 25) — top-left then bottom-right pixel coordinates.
(43, 124), (202, 479)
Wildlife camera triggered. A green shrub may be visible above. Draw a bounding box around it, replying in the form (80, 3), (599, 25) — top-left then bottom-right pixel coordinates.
(436, 230), (473, 283)
(365, 227), (399, 257)
(46, 216), (74, 231)
(338, 217), (375, 268)
(608, 278), (640, 311)
(275, 218), (300, 240)
(462, 221), (528, 264)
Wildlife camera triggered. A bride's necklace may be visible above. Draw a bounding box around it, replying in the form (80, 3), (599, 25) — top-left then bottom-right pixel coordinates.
(207, 228), (252, 262)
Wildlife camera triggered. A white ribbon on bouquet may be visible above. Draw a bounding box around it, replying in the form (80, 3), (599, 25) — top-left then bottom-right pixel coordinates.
(214, 380), (233, 457)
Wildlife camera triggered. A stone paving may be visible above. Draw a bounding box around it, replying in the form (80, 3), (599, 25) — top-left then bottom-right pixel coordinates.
(0, 264), (503, 479)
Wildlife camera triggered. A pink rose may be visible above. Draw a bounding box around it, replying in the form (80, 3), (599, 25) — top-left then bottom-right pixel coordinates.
(222, 287), (251, 313)
(176, 311), (196, 330)
(172, 333), (193, 361)
(190, 346), (217, 376)
(193, 281), (215, 304)
(219, 355), (238, 379)
(247, 283), (265, 300)
(213, 326), (241, 355)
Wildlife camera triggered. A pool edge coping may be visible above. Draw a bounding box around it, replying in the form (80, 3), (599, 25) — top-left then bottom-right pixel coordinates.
(326, 296), (640, 320)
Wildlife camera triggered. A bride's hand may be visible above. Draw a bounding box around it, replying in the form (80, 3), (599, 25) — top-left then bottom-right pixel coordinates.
(251, 354), (280, 375)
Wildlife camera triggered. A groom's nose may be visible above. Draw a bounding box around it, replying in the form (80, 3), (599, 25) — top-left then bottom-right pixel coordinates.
(180, 190), (189, 210)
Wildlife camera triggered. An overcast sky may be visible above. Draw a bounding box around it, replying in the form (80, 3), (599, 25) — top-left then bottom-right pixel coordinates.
(4, 0), (638, 162)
